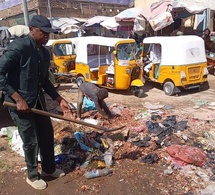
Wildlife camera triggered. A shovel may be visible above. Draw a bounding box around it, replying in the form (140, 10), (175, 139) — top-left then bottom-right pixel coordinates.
(3, 101), (125, 132)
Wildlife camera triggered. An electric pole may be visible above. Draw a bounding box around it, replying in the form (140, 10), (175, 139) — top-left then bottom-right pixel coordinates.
(22, 0), (29, 26)
(48, 0), (53, 26)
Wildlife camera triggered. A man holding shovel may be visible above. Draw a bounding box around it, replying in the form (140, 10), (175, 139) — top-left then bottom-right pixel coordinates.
(0, 15), (71, 190)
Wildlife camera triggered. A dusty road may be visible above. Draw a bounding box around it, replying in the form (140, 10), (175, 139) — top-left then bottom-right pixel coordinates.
(1, 75), (215, 195)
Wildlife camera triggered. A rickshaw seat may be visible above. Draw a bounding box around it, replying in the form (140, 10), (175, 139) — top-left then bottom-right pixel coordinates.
(88, 54), (112, 73)
(90, 67), (98, 72)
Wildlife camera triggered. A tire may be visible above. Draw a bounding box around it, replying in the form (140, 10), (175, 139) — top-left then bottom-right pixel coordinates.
(163, 81), (175, 96)
(133, 87), (144, 98)
(76, 76), (85, 87)
(200, 81), (210, 91)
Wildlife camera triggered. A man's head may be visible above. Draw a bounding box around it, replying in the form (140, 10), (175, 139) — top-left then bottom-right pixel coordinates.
(97, 88), (108, 100)
(29, 15), (58, 46)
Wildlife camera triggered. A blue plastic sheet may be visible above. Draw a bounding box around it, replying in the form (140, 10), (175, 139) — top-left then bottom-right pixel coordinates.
(74, 131), (101, 152)
(74, 132), (92, 152)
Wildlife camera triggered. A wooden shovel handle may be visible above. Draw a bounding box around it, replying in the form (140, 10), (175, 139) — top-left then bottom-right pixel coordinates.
(3, 101), (125, 132)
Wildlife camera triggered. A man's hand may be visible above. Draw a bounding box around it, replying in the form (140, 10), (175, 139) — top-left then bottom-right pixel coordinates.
(16, 99), (30, 112)
(11, 92), (30, 112)
(103, 114), (110, 120)
(56, 96), (71, 117)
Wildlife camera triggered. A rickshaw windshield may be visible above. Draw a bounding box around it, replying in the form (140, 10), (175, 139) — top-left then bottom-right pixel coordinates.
(53, 43), (74, 56)
(117, 43), (136, 61)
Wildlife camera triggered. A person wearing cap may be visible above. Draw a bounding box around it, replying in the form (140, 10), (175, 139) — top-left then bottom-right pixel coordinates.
(76, 83), (112, 119)
(0, 15), (71, 190)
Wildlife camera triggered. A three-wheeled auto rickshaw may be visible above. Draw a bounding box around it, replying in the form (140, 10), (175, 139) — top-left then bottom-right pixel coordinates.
(46, 39), (76, 73)
(142, 35), (209, 96)
(70, 36), (144, 97)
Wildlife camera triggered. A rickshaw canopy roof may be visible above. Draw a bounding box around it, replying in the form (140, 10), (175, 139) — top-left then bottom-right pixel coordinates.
(143, 35), (207, 66)
(73, 36), (135, 47)
(73, 36), (136, 64)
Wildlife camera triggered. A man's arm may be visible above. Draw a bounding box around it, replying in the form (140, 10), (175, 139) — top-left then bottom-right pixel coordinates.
(0, 42), (30, 112)
(77, 89), (84, 119)
(101, 100), (112, 116)
(94, 99), (109, 117)
(0, 41), (22, 97)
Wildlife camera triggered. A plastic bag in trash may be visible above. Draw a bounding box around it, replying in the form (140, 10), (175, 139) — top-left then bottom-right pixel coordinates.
(11, 129), (24, 157)
(166, 144), (208, 167)
(83, 97), (96, 111)
(6, 126), (18, 144)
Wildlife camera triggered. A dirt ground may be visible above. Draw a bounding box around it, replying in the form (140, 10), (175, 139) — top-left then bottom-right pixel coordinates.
(1, 75), (215, 195)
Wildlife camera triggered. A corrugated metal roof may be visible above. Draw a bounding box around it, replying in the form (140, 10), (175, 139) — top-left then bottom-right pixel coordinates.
(75, 0), (131, 5)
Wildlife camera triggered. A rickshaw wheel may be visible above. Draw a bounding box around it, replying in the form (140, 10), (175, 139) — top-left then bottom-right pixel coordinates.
(76, 76), (85, 87)
(163, 81), (175, 96)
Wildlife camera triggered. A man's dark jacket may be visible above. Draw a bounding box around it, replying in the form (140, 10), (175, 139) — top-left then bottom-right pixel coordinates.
(0, 35), (59, 109)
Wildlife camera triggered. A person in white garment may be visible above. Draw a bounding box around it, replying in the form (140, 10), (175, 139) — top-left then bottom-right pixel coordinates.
(144, 44), (161, 74)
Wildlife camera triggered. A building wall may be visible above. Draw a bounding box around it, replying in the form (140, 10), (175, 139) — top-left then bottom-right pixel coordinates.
(0, 0), (38, 26)
(38, 0), (128, 18)
(0, 0), (129, 27)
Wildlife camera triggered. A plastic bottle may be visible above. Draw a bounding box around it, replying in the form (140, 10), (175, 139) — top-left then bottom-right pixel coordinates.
(103, 142), (115, 167)
(103, 151), (113, 167)
(84, 168), (113, 179)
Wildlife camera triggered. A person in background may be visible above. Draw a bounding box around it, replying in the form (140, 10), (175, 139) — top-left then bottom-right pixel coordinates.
(128, 30), (133, 39)
(202, 28), (213, 53)
(133, 32), (146, 54)
(76, 83), (112, 120)
(144, 44), (161, 74)
(0, 15), (71, 190)
(133, 32), (146, 46)
(171, 26), (183, 36)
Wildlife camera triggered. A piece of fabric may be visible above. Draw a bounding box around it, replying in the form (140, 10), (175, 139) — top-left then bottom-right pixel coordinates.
(146, 115), (188, 147)
(141, 153), (159, 164)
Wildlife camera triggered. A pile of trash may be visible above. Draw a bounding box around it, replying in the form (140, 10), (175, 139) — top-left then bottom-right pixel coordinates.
(2, 100), (215, 194)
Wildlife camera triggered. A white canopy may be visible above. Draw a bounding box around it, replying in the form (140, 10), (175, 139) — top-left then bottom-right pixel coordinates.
(50, 17), (80, 34)
(100, 17), (120, 30)
(174, 0), (215, 12)
(139, 0), (215, 31)
(74, 36), (134, 64)
(83, 16), (111, 27)
(8, 25), (29, 37)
